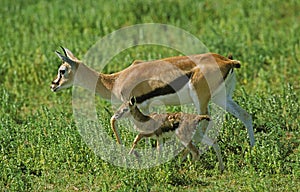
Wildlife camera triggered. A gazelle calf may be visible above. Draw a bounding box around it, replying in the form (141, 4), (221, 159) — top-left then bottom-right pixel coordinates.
(51, 47), (255, 149)
(112, 96), (224, 171)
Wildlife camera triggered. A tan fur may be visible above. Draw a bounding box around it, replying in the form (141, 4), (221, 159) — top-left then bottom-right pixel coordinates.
(51, 50), (238, 100)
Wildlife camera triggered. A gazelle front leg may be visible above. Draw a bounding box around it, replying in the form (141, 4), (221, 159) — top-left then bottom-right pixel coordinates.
(212, 142), (224, 171)
(189, 86), (224, 171)
(200, 131), (224, 172)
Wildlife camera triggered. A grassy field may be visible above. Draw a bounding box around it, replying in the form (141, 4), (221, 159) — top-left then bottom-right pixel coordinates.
(0, 0), (299, 191)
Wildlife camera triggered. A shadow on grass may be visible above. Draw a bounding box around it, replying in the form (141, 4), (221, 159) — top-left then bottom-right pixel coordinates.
(168, 175), (209, 187)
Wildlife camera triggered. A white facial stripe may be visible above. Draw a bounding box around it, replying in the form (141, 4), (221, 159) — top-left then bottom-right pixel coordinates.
(53, 73), (62, 84)
(59, 65), (67, 71)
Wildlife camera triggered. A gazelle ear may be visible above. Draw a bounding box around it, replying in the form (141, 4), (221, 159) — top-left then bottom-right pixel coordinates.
(227, 54), (233, 60)
(55, 50), (66, 61)
(61, 46), (79, 61)
(129, 96), (136, 106)
(55, 49), (77, 68)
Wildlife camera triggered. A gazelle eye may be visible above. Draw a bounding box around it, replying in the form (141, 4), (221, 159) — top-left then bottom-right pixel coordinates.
(60, 69), (66, 75)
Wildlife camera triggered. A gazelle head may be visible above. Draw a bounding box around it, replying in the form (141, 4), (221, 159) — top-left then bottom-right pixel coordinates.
(113, 96), (137, 120)
(50, 47), (80, 92)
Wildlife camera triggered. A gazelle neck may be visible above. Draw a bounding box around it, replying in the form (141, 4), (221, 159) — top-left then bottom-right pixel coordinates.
(130, 105), (151, 123)
(74, 63), (117, 100)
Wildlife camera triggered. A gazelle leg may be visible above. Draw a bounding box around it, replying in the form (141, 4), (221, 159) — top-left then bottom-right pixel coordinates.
(212, 142), (224, 172)
(215, 97), (255, 147)
(190, 84), (225, 169)
(212, 72), (255, 147)
(201, 134), (224, 171)
(189, 86), (210, 142)
(188, 84), (202, 114)
(226, 99), (255, 147)
(129, 134), (144, 155)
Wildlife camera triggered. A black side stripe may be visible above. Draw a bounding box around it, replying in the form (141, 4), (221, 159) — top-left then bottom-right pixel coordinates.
(161, 122), (179, 133)
(223, 68), (234, 81)
(154, 122), (180, 137)
(136, 72), (193, 103)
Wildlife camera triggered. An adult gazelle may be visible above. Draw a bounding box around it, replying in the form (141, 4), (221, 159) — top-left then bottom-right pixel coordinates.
(51, 47), (255, 149)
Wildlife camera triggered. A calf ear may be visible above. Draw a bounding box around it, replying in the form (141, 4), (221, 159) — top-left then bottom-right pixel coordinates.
(129, 96), (136, 106)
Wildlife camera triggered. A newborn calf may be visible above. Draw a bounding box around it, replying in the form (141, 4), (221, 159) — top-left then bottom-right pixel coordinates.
(112, 96), (224, 171)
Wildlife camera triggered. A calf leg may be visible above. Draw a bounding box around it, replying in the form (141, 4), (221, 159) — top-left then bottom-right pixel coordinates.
(129, 134), (144, 155)
(186, 142), (199, 161)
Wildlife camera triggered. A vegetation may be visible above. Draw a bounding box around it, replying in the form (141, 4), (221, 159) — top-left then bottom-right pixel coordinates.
(0, 0), (299, 191)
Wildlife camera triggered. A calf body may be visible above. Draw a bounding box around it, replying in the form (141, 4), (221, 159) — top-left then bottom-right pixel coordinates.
(113, 97), (224, 171)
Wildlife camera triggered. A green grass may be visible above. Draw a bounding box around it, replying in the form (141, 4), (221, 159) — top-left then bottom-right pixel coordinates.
(1, 0), (299, 191)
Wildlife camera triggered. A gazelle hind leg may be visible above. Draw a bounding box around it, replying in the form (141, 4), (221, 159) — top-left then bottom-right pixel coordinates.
(213, 71), (255, 146)
(227, 99), (255, 146)
(215, 97), (255, 147)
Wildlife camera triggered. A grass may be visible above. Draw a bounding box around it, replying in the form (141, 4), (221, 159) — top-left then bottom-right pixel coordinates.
(0, 0), (299, 191)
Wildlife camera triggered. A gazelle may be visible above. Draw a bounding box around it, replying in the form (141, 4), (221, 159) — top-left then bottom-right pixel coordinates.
(51, 47), (255, 148)
(112, 96), (225, 171)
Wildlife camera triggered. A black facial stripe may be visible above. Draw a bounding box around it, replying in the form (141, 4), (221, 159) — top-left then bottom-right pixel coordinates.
(135, 72), (193, 103)
(52, 75), (61, 85)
